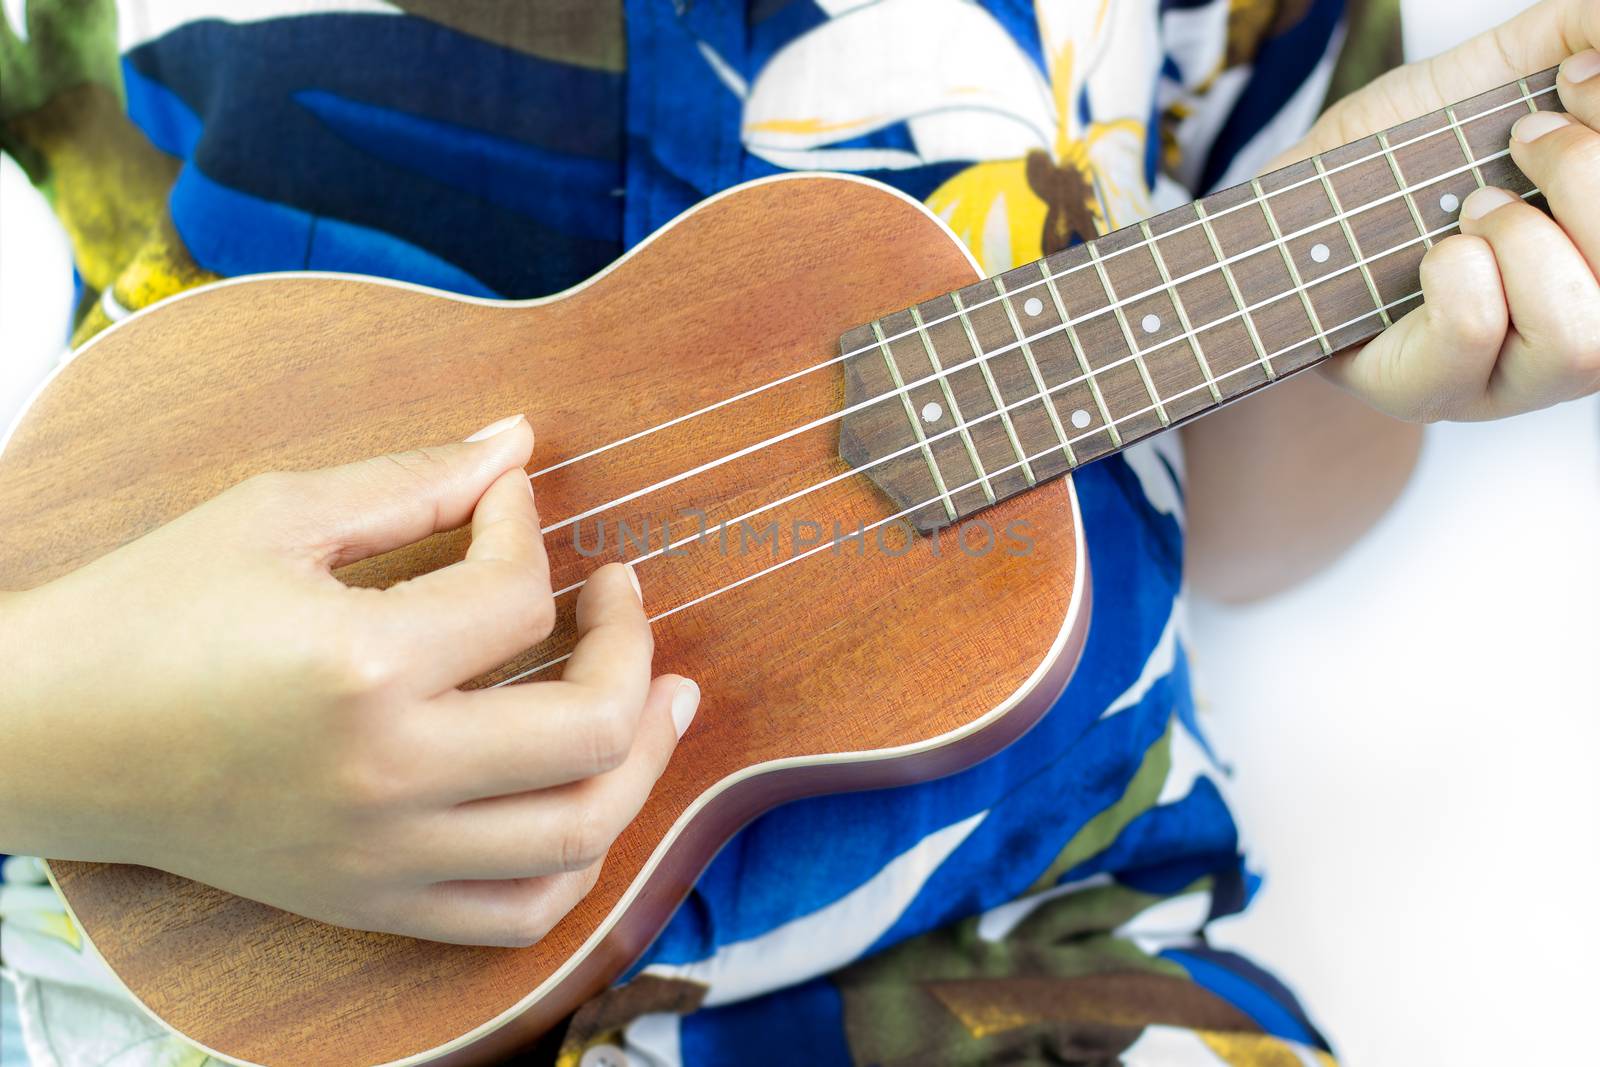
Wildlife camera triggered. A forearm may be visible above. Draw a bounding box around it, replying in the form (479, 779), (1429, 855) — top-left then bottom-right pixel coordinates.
(0, 587), (93, 860)
(1181, 114), (1429, 602)
(1181, 373), (1423, 602)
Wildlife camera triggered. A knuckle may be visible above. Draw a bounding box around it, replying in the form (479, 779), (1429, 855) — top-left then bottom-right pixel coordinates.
(379, 447), (451, 490)
(499, 909), (556, 949)
(1452, 301), (1506, 352)
(581, 703), (634, 774)
(616, 609), (656, 654)
(319, 708), (413, 814)
(585, 863), (606, 897)
(484, 560), (557, 645)
(1555, 134), (1600, 184)
(328, 652), (399, 703)
(328, 747), (404, 812)
(314, 624), (402, 698)
(521, 582), (559, 644)
(1422, 271), (1504, 353)
(558, 806), (610, 872)
(330, 841), (395, 884)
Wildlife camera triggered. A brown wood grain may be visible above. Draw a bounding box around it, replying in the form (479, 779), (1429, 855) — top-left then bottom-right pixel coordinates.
(843, 67), (1563, 525)
(4, 61), (1562, 1065)
(0, 176), (1085, 1065)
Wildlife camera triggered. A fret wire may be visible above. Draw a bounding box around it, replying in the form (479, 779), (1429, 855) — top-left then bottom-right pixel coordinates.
(943, 281), (1436, 521)
(1064, 186), (1534, 427)
(546, 81), (1560, 492)
(1086, 241), (1170, 426)
(1004, 86), (1549, 352)
(1037, 260), (1122, 447)
(992, 278), (1078, 468)
(503, 177), (1542, 680)
(512, 192), (1539, 669)
(1312, 155), (1392, 327)
(861, 87), (1548, 384)
(872, 321), (958, 522)
(588, 280), (1459, 673)
(1018, 134), (1513, 376)
(1445, 105), (1486, 187)
(1517, 78), (1539, 112)
(950, 291), (1037, 485)
(1376, 131), (1433, 250)
(555, 152), (1530, 546)
(1139, 220), (1222, 403)
(512, 264), (1463, 684)
(1253, 177), (1333, 355)
(909, 305), (996, 504)
(1193, 201), (1276, 381)
(1013, 196), (1535, 473)
(532, 92), (1554, 528)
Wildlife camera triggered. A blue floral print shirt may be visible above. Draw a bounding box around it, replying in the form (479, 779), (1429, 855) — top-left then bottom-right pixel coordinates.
(0, 2), (1359, 1064)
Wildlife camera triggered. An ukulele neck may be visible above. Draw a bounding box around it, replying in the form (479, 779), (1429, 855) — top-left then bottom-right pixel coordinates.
(839, 66), (1563, 534)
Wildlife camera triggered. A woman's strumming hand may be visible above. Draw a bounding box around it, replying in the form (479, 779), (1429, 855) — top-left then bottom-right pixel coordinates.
(0, 414), (699, 946)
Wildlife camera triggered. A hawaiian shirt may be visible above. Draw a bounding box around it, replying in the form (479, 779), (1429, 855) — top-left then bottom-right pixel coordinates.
(0, 2), (1395, 1064)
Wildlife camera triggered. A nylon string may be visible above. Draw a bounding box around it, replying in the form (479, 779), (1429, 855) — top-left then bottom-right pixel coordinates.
(526, 84), (1554, 488)
(490, 186), (1538, 686)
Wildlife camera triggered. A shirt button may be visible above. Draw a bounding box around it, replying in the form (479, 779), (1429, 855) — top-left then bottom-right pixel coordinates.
(580, 1045), (629, 1067)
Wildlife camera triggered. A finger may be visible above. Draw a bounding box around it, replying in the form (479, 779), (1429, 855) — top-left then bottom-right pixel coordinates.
(241, 413), (534, 569)
(1320, 234), (1508, 421)
(1510, 101), (1600, 274)
(404, 674), (698, 881)
(1291, 0), (1600, 158)
(373, 465), (555, 693)
(378, 859), (605, 947)
(562, 562), (654, 713)
(1557, 50), (1600, 129)
(394, 564), (658, 796)
(1458, 186), (1600, 415)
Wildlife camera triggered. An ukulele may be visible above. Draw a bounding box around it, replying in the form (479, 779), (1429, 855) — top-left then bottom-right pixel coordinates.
(0, 67), (1563, 1067)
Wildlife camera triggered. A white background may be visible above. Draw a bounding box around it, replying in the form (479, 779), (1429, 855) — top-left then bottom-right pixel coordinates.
(1, 2), (1595, 1064)
(1200, 2), (1600, 1064)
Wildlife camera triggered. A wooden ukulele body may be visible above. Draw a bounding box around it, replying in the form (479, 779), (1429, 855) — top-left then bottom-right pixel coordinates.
(0, 175), (1088, 1065)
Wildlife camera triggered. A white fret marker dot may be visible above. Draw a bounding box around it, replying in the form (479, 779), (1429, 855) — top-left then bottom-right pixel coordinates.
(1141, 313), (1161, 334)
(1024, 297), (1044, 317)
(1440, 192), (1460, 214)
(1071, 409), (1092, 430)
(1310, 243), (1331, 264)
(920, 401), (942, 424)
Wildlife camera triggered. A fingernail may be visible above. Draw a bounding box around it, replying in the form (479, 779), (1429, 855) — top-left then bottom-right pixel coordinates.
(1460, 186), (1515, 222)
(671, 680), (700, 739)
(1511, 111), (1569, 143)
(464, 413), (526, 442)
(624, 563), (642, 603)
(1560, 49), (1600, 84)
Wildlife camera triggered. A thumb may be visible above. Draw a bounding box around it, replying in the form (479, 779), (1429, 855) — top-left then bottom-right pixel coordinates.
(267, 413), (535, 569)
(1319, 235), (1507, 421)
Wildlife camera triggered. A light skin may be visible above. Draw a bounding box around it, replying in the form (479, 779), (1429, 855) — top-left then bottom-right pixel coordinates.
(2, 3), (1598, 947)
(0, 414), (699, 947)
(1185, 0), (1600, 600)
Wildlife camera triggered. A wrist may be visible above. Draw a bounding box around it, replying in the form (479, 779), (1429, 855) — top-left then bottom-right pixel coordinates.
(0, 584), (134, 862)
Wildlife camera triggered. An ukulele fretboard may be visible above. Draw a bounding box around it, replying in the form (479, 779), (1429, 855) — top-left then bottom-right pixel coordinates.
(838, 67), (1563, 533)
